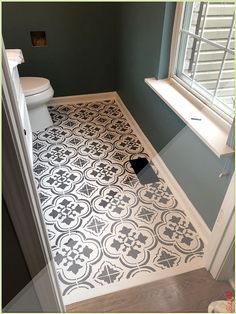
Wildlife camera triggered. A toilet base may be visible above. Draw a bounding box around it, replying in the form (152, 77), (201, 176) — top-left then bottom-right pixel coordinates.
(28, 104), (53, 132)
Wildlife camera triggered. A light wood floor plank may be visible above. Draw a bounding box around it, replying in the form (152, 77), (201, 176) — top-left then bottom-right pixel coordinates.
(66, 268), (234, 313)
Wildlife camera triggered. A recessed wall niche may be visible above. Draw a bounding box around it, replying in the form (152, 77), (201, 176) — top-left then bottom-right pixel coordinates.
(30, 31), (47, 47)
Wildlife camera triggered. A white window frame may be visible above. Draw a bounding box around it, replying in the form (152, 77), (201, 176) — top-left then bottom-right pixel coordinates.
(169, 2), (234, 125)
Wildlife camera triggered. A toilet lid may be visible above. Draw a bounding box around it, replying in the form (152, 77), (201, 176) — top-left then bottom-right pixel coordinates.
(20, 77), (51, 96)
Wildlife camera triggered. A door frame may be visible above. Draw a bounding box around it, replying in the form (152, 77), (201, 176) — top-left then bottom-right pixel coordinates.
(2, 43), (65, 312)
(205, 173), (235, 282)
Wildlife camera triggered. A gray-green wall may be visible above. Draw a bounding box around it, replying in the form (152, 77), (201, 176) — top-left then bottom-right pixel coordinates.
(2, 2), (118, 96)
(116, 2), (234, 230)
(160, 127), (234, 230)
(117, 3), (185, 150)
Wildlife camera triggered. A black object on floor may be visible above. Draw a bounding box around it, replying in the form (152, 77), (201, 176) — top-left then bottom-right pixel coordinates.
(129, 158), (159, 184)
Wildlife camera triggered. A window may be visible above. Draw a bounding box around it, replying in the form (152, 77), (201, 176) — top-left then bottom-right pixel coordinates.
(170, 2), (235, 122)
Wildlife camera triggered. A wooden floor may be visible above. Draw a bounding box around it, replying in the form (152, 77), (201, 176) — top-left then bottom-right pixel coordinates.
(66, 268), (234, 313)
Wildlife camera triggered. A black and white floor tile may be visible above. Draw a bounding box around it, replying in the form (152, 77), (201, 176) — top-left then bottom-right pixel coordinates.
(32, 98), (204, 305)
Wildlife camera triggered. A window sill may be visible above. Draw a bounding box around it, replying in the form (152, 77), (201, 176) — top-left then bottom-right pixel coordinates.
(145, 77), (234, 158)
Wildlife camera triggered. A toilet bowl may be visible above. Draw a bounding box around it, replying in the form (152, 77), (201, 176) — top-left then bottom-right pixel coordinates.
(20, 77), (54, 132)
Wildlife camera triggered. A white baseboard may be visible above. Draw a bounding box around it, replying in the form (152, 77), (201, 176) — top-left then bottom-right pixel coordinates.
(50, 90), (210, 246)
(114, 92), (157, 158)
(114, 92), (211, 246)
(152, 154), (211, 244)
(50, 91), (116, 104)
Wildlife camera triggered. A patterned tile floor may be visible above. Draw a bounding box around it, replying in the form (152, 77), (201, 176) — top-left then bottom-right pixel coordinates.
(32, 98), (204, 305)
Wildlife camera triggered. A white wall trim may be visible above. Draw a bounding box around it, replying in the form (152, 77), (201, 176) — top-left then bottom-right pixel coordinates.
(114, 92), (211, 246)
(50, 91), (116, 104)
(153, 153), (211, 244)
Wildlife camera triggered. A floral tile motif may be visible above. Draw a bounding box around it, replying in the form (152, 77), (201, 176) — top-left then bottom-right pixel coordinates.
(103, 220), (157, 267)
(40, 166), (82, 194)
(115, 134), (143, 154)
(70, 156), (90, 170)
(33, 162), (50, 177)
(78, 139), (113, 160)
(38, 144), (76, 166)
(33, 152), (39, 164)
(137, 179), (177, 210)
(84, 215), (109, 237)
(92, 186), (137, 220)
(101, 131), (119, 143)
(155, 210), (204, 257)
(76, 181), (98, 198)
(50, 104), (76, 116)
(134, 206), (158, 224)
(32, 140), (47, 153)
(153, 247), (181, 269)
(65, 135), (83, 148)
(121, 174), (139, 189)
(74, 122), (105, 139)
(70, 108), (98, 123)
(111, 151), (128, 163)
(33, 98), (204, 305)
(61, 119), (78, 130)
(38, 190), (53, 207)
(107, 118), (132, 135)
(101, 102), (123, 119)
(38, 126), (71, 144)
(86, 101), (106, 112)
(85, 160), (124, 186)
(93, 261), (124, 285)
(48, 106), (68, 125)
(44, 195), (91, 231)
(52, 231), (102, 295)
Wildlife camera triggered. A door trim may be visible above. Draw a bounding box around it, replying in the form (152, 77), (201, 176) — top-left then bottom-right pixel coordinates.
(205, 173), (234, 281)
(2, 43), (65, 312)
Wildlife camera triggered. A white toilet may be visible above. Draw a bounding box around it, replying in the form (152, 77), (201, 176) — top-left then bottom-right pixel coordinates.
(20, 77), (54, 132)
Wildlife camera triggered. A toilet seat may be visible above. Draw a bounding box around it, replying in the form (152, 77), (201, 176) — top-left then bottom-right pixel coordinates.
(20, 77), (50, 96)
